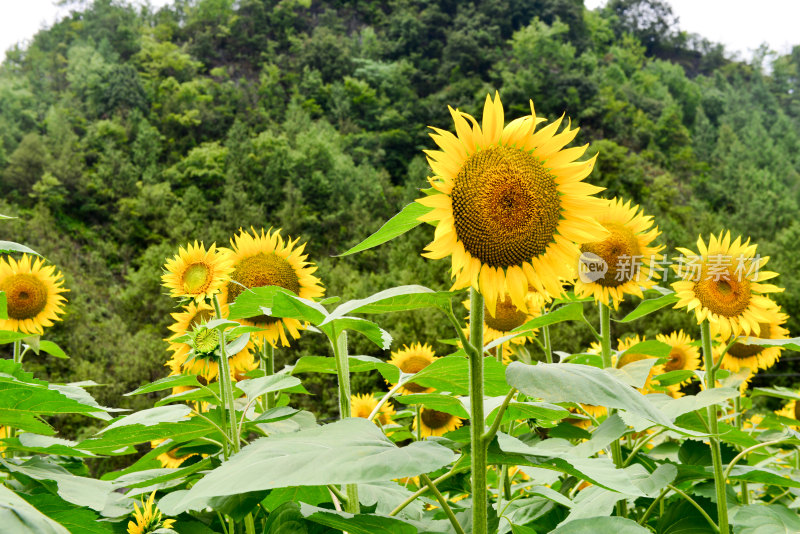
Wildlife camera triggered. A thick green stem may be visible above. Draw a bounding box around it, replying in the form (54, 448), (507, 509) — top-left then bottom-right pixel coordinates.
(415, 405), (422, 441)
(599, 302), (626, 518)
(732, 396), (749, 504)
(332, 330), (359, 514)
(213, 295), (240, 457)
(542, 324), (553, 364)
(469, 288), (488, 534)
(260, 341), (275, 410)
(701, 320), (729, 534)
(243, 513), (256, 534)
(13, 340), (22, 364)
(421, 473), (466, 534)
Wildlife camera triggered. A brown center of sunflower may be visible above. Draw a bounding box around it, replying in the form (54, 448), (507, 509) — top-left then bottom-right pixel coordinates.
(420, 408), (453, 430)
(484, 295), (528, 332)
(580, 223), (642, 288)
(664, 348), (688, 372)
(398, 354), (434, 393)
(0, 273), (48, 320)
(727, 322), (771, 359)
(186, 308), (214, 330)
(693, 269), (751, 318)
(227, 253), (301, 325)
(182, 263), (211, 294)
(451, 146), (561, 268)
(794, 402), (800, 421)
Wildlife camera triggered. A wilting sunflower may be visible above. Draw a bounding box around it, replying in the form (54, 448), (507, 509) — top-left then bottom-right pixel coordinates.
(653, 331), (700, 392)
(0, 254), (67, 334)
(672, 232), (782, 339)
(150, 439), (197, 469)
(464, 291), (544, 349)
(417, 92), (608, 315)
(574, 198), (663, 308)
(162, 241), (233, 302)
(220, 228), (324, 347)
(775, 400), (800, 427)
(714, 304), (790, 373)
(414, 407), (463, 437)
(165, 302), (258, 382)
(351, 393), (395, 426)
(387, 343), (438, 395)
(127, 491), (175, 534)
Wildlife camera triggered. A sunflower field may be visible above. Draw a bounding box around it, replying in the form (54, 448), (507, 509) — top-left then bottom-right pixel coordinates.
(3, 0), (800, 533)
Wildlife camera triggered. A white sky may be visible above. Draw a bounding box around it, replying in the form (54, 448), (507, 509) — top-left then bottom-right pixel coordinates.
(1, 0), (798, 61)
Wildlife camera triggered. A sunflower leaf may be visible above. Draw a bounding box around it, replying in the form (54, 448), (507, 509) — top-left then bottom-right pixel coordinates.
(327, 285), (456, 318)
(336, 202), (432, 257)
(751, 386), (800, 401)
(300, 503), (417, 534)
(126, 374), (203, 396)
(495, 303), (586, 350)
(291, 355), (400, 382)
(412, 355), (511, 396)
(729, 504), (800, 534)
(38, 340), (69, 359)
(0, 240), (38, 255)
(394, 393), (470, 418)
(0, 330), (28, 344)
(234, 375), (301, 401)
(550, 517), (652, 533)
(737, 336), (800, 351)
(0, 485), (70, 534)
(615, 293), (678, 323)
(159, 418), (456, 515)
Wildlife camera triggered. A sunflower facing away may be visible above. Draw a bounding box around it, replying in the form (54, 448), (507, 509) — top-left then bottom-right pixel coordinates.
(574, 198), (663, 308)
(714, 304), (790, 373)
(417, 92), (608, 315)
(387, 342), (438, 395)
(672, 232), (782, 339)
(127, 491), (175, 534)
(351, 393), (396, 426)
(165, 301), (258, 382)
(0, 254), (67, 334)
(414, 407), (463, 437)
(220, 228), (325, 347)
(162, 241), (233, 302)
(653, 330), (700, 393)
(150, 439), (197, 469)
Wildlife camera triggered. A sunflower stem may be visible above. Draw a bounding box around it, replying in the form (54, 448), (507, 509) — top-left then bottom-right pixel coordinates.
(542, 324), (553, 364)
(415, 405), (422, 441)
(599, 302), (627, 518)
(469, 288), (488, 534)
(243, 513), (256, 534)
(733, 396), (749, 504)
(213, 295), (240, 458)
(420, 473), (467, 534)
(12, 340), (21, 364)
(260, 341), (275, 410)
(701, 320), (729, 534)
(332, 329), (359, 515)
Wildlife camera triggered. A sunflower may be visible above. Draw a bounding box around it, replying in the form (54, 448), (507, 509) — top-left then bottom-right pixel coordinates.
(413, 407), (462, 437)
(652, 331), (700, 392)
(220, 228), (324, 347)
(616, 335), (659, 393)
(672, 232), (782, 339)
(165, 302), (258, 382)
(574, 198), (663, 308)
(714, 304), (790, 373)
(351, 393), (395, 426)
(127, 491), (175, 534)
(387, 343), (438, 395)
(162, 241), (233, 302)
(0, 426), (8, 454)
(150, 439), (197, 469)
(775, 401), (800, 427)
(0, 254), (67, 334)
(417, 92), (608, 316)
(463, 291), (544, 355)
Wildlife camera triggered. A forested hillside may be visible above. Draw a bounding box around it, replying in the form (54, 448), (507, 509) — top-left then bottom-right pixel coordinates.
(2, 0), (800, 425)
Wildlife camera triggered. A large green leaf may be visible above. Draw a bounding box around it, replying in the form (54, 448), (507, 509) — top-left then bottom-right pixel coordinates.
(291, 355), (400, 383)
(560, 486), (626, 524)
(300, 503), (417, 534)
(751, 386), (800, 402)
(0, 240), (38, 255)
(235, 375), (302, 401)
(394, 393), (469, 418)
(729, 504), (800, 533)
(0, 485), (69, 534)
(6, 434), (95, 457)
(615, 293), (678, 323)
(126, 374), (203, 396)
(327, 285), (455, 317)
(550, 517), (651, 533)
(21, 493), (113, 534)
(412, 355), (510, 396)
(331, 316), (393, 350)
(336, 202), (431, 257)
(228, 286), (328, 325)
(0, 330), (29, 344)
(736, 336), (800, 352)
(160, 418), (455, 514)
(505, 362), (672, 427)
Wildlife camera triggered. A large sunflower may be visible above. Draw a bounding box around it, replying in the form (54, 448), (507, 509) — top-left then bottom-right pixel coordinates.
(127, 492), (175, 534)
(417, 92), (608, 315)
(463, 291), (544, 354)
(220, 228), (325, 347)
(165, 301), (258, 382)
(714, 304), (790, 373)
(162, 241), (233, 302)
(150, 439), (197, 469)
(653, 331), (700, 392)
(0, 254), (67, 334)
(574, 198), (663, 308)
(413, 407), (463, 437)
(672, 232), (782, 339)
(351, 393), (395, 426)
(387, 343), (438, 395)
